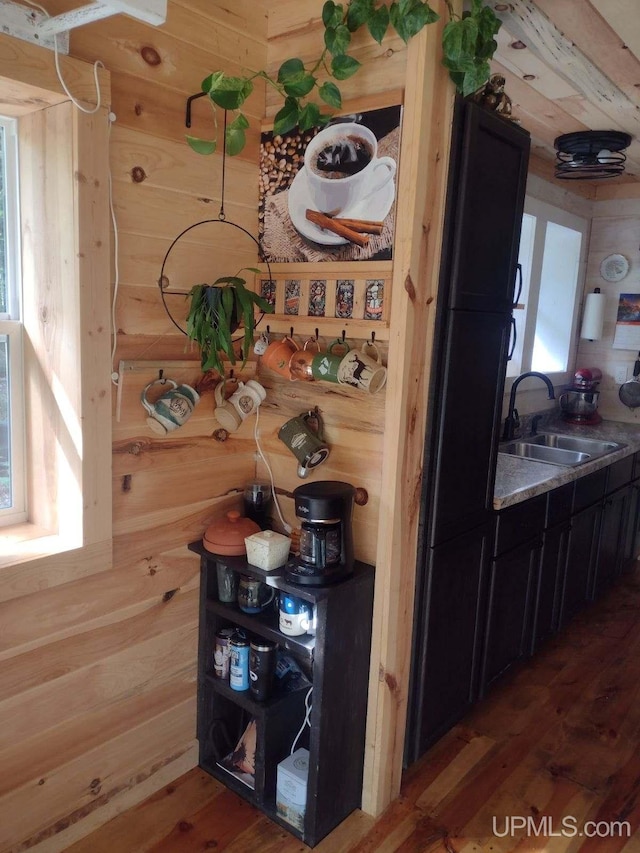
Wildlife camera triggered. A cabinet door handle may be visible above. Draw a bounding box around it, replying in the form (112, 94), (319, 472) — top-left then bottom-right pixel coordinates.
(512, 263), (523, 309)
(507, 316), (517, 361)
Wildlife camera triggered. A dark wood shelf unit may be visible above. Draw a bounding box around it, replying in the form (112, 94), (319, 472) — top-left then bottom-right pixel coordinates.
(193, 542), (374, 848)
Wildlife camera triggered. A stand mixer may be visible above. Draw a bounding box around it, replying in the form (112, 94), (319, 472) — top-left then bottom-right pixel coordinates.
(559, 367), (602, 425)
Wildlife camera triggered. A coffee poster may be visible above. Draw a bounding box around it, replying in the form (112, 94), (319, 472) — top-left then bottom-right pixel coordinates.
(259, 105), (402, 264)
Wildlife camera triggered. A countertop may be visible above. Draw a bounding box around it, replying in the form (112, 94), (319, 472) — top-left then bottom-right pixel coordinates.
(494, 419), (640, 510)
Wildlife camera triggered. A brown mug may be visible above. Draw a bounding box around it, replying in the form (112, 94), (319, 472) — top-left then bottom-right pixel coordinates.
(261, 336), (299, 380)
(289, 338), (321, 382)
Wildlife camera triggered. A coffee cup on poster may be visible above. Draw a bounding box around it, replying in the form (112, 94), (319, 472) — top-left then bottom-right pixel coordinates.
(261, 336), (299, 379)
(304, 122), (397, 216)
(337, 342), (387, 394)
(141, 378), (200, 435)
(214, 379), (266, 432)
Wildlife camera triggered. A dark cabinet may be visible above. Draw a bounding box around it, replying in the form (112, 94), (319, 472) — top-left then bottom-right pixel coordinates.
(447, 99), (531, 313)
(408, 97), (530, 763)
(624, 479), (640, 566)
(533, 520), (570, 651)
(406, 524), (489, 763)
(594, 485), (631, 597)
(430, 310), (509, 544)
(561, 502), (602, 626)
(192, 544), (374, 848)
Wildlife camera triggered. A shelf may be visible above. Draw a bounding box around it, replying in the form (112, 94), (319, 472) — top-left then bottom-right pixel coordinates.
(203, 672), (311, 716)
(205, 599), (316, 663)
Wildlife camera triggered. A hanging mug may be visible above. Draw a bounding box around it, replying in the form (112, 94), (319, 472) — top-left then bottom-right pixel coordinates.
(261, 336), (299, 379)
(141, 378), (200, 435)
(337, 341), (387, 394)
(278, 409), (330, 478)
(214, 379), (266, 432)
(253, 331), (270, 356)
(289, 337), (321, 382)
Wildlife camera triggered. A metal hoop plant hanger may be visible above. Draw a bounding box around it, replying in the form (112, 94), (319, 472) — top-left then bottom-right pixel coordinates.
(158, 105), (272, 339)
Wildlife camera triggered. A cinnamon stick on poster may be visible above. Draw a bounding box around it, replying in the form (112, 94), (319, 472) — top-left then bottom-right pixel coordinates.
(305, 209), (370, 247)
(331, 217), (384, 235)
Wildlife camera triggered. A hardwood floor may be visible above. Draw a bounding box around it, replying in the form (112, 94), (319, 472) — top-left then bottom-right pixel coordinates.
(70, 566), (640, 852)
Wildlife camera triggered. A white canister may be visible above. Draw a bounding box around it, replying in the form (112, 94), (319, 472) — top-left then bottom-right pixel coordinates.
(244, 530), (292, 571)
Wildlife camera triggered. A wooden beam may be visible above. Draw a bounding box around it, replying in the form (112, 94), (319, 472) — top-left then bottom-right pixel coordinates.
(361, 0), (456, 816)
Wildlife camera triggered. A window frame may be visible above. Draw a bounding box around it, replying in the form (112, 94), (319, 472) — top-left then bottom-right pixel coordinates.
(0, 114), (26, 525)
(505, 196), (589, 391)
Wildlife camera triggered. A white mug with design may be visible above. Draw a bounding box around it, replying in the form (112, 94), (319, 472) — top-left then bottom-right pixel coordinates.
(141, 379), (200, 435)
(214, 379), (266, 431)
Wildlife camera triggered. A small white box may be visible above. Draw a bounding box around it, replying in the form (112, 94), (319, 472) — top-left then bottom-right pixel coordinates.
(276, 748), (309, 831)
(244, 530), (291, 571)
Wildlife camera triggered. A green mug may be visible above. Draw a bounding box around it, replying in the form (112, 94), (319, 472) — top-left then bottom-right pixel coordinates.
(278, 410), (330, 478)
(311, 352), (343, 383)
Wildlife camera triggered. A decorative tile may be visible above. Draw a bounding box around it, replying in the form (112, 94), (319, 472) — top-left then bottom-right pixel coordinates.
(364, 279), (384, 320)
(260, 279), (276, 307)
(284, 279), (301, 315)
(308, 280), (327, 317)
(336, 280), (355, 319)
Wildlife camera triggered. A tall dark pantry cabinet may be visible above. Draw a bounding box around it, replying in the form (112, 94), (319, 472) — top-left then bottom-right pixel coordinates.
(405, 98), (530, 763)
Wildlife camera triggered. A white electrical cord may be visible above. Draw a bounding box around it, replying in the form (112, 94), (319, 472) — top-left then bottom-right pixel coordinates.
(291, 686), (313, 755)
(253, 406), (293, 534)
(19, 0), (104, 114)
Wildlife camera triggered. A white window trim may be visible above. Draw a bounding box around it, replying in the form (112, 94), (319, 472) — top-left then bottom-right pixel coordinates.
(504, 196), (589, 393)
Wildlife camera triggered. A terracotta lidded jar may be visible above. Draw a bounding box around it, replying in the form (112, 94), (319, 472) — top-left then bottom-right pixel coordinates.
(203, 510), (260, 555)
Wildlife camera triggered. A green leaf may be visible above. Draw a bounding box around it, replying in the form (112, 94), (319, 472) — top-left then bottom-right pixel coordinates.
(367, 4), (389, 44)
(208, 76), (253, 110)
(324, 23), (351, 55)
(346, 0), (373, 32)
(319, 81), (342, 109)
(331, 53), (361, 80)
(186, 136), (217, 155)
(273, 97), (300, 135)
(393, 1), (439, 42)
(225, 126), (246, 156)
(251, 293), (275, 314)
(228, 113), (250, 130)
(298, 102), (321, 132)
(461, 62), (490, 96)
(201, 71), (224, 93)
(283, 73), (316, 98)
(322, 0), (343, 29)
(277, 58), (306, 84)
(212, 276), (247, 286)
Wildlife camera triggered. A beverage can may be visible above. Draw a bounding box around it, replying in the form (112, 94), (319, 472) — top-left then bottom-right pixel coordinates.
(229, 635), (250, 691)
(214, 628), (234, 680)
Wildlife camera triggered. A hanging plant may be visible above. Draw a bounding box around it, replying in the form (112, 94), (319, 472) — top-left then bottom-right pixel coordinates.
(186, 269), (273, 374)
(187, 0), (501, 157)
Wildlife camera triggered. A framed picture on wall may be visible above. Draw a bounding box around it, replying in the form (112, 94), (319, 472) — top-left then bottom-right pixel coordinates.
(259, 104), (402, 264)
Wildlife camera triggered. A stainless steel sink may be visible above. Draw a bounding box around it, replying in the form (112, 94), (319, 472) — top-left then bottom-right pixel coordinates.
(525, 434), (623, 456)
(500, 442), (590, 467)
(500, 433), (625, 467)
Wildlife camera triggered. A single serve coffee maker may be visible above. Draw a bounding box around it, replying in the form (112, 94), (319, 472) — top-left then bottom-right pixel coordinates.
(285, 481), (355, 586)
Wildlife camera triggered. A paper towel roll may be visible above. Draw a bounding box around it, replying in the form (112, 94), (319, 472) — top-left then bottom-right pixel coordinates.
(580, 290), (605, 340)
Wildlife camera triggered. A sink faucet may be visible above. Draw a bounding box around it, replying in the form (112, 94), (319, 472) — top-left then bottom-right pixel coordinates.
(503, 372), (555, 442)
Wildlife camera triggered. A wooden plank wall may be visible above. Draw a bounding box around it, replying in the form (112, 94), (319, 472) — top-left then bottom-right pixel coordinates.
(260, 0), (410, 566)
(0, 3), (267, 851)
(576, 184), (640, 424)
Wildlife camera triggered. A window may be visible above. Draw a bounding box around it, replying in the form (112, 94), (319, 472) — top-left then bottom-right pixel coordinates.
(0, 116), (25, 524)
(507, 197), (588, 383)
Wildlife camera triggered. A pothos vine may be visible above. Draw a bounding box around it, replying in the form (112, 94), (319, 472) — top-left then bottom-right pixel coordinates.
(187, 0), (501, 157)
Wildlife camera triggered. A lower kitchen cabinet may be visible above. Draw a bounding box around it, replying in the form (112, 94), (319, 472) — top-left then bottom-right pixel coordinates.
(532, 520), (570, 652)
(624, 478), (640, 566)
(561, 502), (602, 627)
(481, 535), (541, 693)
(594, 485), (631, 597)
(406, 524), (489, 763)
(191, 543), (375, 848)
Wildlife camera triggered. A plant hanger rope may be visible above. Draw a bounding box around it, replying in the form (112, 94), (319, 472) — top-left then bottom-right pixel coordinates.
(158, 106), (272, 339)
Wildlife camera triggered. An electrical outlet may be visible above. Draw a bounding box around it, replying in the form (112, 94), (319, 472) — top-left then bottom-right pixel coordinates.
(615, 365), (628, 384)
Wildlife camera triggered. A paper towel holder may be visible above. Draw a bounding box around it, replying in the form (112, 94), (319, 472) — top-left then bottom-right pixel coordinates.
(580, 287), (605, 341)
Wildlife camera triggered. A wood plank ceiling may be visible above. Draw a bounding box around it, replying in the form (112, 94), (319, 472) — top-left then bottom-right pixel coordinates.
(493, 0), (640, 189)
